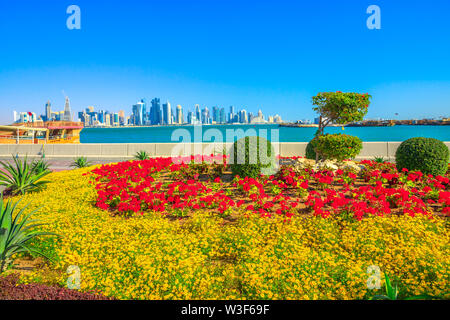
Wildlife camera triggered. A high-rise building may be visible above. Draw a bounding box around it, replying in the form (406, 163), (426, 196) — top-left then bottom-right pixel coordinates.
(239, 109), (248, 123)
(63, 97), (72, 121)
(187, 111), (194, 124)
(150, 98), (161, 125)
(201, 107), (210, 124)
(162, 101), (172, 125)
(219, 107), (225, 124)
(176, 105), (184, 124)
(212, 106), (219, 123)
(195, 104), (201, 123)
(141, 99), (147, 124)
(45, 101), (52, 122)
(229, 106), (235, 123)
(257, 109), (264, 120)
(132, 100), (145, 125)
(118, 110), (125, 125)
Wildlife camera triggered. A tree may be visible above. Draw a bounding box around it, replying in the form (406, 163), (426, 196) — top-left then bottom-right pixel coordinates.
(311, 91), (371, 161)
(312, 91), (371, 136)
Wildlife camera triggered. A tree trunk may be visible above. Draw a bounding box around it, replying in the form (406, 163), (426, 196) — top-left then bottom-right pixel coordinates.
(315, 116), (323, 162)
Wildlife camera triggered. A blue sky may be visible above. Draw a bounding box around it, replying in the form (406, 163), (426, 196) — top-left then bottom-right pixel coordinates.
(0, 0), (449, 124)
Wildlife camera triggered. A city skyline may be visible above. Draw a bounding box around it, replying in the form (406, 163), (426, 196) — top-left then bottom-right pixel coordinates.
(1, 1), (450, 124)
(13, 95), (285, 127)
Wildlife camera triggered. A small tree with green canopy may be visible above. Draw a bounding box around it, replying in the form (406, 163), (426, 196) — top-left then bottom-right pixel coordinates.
(312, 91), (371, 136)
(310, 91), (371, 161)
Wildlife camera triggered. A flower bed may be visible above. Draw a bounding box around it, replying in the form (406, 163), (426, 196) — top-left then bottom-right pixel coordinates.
(2, 157), (449, 300)
(0, 274), (112, 300)
(90, 156), (450, 220)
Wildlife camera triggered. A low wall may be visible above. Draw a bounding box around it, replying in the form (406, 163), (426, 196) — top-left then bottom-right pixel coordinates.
(1, 142), (449, 161)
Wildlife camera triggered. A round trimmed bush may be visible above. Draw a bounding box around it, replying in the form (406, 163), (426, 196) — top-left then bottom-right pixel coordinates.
(305, 138), (322, 160)
(395, 137), (449, 176)
(315, 134), (362, 161)
(230, 136), (276, 178)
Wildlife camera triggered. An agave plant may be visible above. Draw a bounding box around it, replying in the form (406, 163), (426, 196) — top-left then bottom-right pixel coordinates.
(374, 156), (387, 164)
(0, 155), (50, 195)
(31, 158), (51, 175)
(0, 196), (58, 273)
(134, 150), (150, 160)
(370, 273), (444, 300)
(70, 157), (92, 169)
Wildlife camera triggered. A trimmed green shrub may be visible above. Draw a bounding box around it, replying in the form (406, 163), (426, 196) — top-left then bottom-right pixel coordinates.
(395, 137), (449, 176)
(306, 138), (322, 160)
(315, 134), (362, 161)
(230, 136), (276, 178)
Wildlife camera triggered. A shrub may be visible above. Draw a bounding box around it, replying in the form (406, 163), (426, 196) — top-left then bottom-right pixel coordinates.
(0, 196), (57, 273)
(395, 137), (449, 176)
(374, 156), (387, 164)
(134, 150), (150, 160)
(71, 157), (91, 169)
(305, 138), (322, 160)
(230, 136), (276, 178)
(31, 158), (50, 175)
(315, 134), (362, 161)
(0, 155), (50, 195)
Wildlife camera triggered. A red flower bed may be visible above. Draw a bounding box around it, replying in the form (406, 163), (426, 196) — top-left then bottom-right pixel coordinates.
(88, 156), (450, 220)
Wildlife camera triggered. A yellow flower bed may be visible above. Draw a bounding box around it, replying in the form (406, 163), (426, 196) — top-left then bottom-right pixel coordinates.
(10, 168), (450, 299)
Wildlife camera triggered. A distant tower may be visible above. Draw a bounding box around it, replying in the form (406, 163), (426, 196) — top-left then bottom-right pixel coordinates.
(63, 96), (72, 121)
(45, 100), (52, 122)
(195, 104), (200, 123)
(162, 101), (172, 125)
(176, 105), (183, 124)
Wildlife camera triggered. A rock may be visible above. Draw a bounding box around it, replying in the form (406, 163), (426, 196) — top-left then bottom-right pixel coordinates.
(293, 158), (315, 172)
(281, 157), (366, 174)
(338, 161), (366, 173)
(314, 160), (339, 172)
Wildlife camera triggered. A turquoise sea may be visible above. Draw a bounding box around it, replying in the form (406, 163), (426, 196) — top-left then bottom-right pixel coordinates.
(80, 124), (450, 143)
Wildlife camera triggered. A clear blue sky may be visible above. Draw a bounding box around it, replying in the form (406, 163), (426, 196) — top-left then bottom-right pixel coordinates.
(1, 0), (449, 124)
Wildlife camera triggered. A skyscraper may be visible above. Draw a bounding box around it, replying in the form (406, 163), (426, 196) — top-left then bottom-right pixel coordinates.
(150, 98), (162, 125)
(132, 100), (145, 125)
(176, 105), (184, 124)
(239, 109), (248, 123)
(162, 101), (172, 125)
(201, 107), (210, 124)
(219, 107), (225, 124)
(212, 106), (219, 123)
(195, 104), (200, 123)
(141, 99), (148, 124)
(118, 110), (125, 125)
(187, 111), (194, 124)
(229, 106), (235, 123)
(45, 100), (52, 122)
(63, 97), (72, 121)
